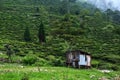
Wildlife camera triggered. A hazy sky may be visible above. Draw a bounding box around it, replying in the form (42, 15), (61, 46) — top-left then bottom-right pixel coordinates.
(80, 0), (120, 11)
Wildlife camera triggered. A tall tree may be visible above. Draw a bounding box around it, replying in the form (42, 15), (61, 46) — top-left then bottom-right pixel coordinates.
(24, 27), (31, 42)
(38, 21), (46, 43)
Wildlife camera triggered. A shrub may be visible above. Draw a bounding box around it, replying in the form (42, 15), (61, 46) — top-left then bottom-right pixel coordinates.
(102, 55), (120, 64)
(111, 65), (120, 71)
(114, 27), (120, 35)
(92, 60), (100, 68)
(98, 62), (112, 70)
(46, 55), (64, 66)
(46, 55), (56, 66)
(53, 58), (64, 66)
(34, 58), (48, 66)
(22, 54), (38, 65)
(98, 62), (120, 71)
(11, 55), (22, 63)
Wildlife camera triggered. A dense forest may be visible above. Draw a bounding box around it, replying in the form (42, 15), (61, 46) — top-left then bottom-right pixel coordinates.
(0, 0), (120, 71)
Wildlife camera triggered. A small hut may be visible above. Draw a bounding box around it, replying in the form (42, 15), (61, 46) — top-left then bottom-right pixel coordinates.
(66, 50), (91, 68)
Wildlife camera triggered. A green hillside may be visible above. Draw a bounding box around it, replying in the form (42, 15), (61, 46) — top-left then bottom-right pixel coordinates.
(0, 0), (120, 71)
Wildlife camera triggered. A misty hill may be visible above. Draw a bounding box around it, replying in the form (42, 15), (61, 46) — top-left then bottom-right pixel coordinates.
(0, 0), (120, 70)
(84, 0), (120, 11)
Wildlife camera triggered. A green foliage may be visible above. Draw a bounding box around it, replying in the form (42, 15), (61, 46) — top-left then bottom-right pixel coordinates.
(59, 0), (69, 14)
(21, 73), (29, 80)
(111, 65), (120, 71)
(22, 54), (38, 65)
(34, 58), (48, 66)
(0, 0), (3, 10)
(102, 55), (120, 65)
(46, 55), (64, 66)
(92, 59), (99, 68)
(114, 27), (120, 35)
(98, 62), (120, 71)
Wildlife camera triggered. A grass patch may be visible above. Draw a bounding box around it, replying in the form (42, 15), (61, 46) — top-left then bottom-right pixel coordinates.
(0, 64), (120, 80)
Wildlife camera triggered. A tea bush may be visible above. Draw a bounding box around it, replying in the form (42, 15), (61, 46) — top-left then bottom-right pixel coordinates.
(22, 54), (38, 65)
